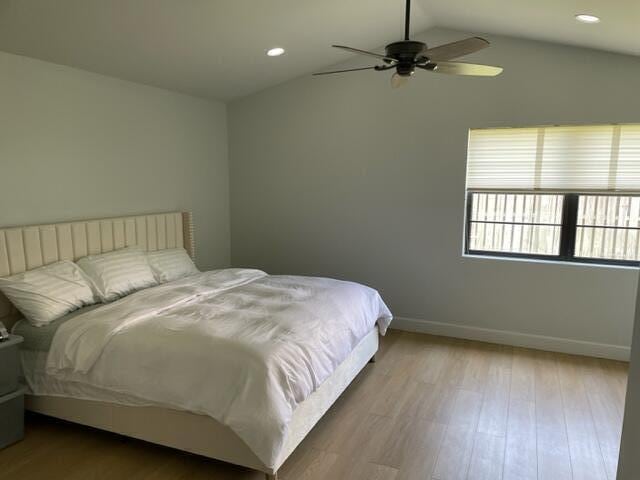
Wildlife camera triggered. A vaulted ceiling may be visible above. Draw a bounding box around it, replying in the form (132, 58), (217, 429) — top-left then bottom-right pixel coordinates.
(0, 0), (637, 101)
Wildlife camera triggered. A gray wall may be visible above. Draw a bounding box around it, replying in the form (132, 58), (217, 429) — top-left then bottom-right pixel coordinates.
(0, 51), (230, 270)
(229, 28), (640, 351)
(618, 271), (640, 479)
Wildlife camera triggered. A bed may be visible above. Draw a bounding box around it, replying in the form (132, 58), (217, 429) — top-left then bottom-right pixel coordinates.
(0, 211), (391, 479)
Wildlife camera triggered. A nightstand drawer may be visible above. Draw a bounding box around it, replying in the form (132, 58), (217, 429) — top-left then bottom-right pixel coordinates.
(0, 387), (25, 449)
(0, 336), (21, 397)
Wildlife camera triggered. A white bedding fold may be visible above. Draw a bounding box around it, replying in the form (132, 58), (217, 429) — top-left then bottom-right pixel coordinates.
(45, 269), (392, 469)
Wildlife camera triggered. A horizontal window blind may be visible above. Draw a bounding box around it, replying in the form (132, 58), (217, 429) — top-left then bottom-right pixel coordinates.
(466, 124), (640, 191)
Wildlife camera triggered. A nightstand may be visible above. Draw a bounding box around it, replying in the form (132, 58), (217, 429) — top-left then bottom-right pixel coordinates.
(0, 335), (25, 449)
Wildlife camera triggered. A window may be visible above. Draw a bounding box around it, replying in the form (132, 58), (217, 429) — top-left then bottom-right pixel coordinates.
(464, 125), (640, 266)
(575, 195), (640, 261)
(467, 192), (563, 256)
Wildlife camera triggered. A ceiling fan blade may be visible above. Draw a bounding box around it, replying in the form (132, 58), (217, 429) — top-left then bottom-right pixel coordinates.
(313, 66), (379, 76)
(421, 62), (503, 76)
(332, 45), (396, 63)
(422, 37), (490, 61)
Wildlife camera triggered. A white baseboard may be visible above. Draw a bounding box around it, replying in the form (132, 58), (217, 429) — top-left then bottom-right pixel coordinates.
(391, 317), (630, 362)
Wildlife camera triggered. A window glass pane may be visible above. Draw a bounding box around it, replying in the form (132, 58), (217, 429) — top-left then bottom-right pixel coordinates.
(470, 193), (563, 224)
(469, 223), (561, 255)
(468, 193), (563, 255)
(575, 195), (640, 261)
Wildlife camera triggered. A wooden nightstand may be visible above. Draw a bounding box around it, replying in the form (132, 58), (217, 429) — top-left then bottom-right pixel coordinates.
(0, 335), (25, 449)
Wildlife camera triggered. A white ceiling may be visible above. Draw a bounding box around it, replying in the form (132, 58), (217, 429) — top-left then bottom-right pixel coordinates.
(425, 0), (640, 58)
(0, 0), (638, 101)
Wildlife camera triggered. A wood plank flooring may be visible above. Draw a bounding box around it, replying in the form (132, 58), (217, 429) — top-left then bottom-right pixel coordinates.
(0, 330), (628, 480)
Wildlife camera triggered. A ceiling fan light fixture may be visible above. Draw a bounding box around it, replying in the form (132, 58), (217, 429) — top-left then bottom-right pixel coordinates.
(266, 47), (285, 57)
(575, 14), (600, 24)
(391, 72), (411, 89)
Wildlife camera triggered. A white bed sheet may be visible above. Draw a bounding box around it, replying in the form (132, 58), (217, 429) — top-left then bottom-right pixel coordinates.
(44, 269), (392, 469)
(22, 350), (155, 406)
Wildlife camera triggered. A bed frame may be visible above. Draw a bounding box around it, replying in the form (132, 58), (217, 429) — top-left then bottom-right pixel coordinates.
(0, 211), (378, 479)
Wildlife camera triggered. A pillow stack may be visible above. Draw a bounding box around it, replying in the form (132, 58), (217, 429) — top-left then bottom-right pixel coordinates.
(0, 246), (200, 327)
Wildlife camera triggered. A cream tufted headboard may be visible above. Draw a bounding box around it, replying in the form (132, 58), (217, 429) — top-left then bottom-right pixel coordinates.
(0, 211), (195, 330)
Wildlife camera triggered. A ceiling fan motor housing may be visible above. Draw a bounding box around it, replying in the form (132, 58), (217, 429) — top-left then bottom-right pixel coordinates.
(385, 40), (427, 75)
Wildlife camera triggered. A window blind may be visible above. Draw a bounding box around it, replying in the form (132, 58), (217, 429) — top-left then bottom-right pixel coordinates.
(466, 124), (640, 191)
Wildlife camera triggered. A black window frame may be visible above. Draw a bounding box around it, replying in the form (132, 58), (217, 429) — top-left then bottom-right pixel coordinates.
(464, 191), (640, 267)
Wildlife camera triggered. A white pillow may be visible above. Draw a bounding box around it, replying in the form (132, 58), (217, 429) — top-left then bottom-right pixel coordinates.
(0, 261), (98, 327)
(77, 247), (158, 303)
(147, 248), (199, 283)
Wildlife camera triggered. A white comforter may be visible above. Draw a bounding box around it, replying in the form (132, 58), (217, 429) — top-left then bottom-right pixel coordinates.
(46, 269), (392, 469)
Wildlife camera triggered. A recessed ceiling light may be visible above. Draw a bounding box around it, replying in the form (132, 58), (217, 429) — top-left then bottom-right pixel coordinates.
(575, 14), (600, 24)
(266, 47), (285, 57)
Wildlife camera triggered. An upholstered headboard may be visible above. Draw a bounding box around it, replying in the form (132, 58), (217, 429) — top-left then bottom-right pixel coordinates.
(0, 211), (195, 330)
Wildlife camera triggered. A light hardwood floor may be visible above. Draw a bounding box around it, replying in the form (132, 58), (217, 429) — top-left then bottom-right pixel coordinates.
(0, 330), (628, 480)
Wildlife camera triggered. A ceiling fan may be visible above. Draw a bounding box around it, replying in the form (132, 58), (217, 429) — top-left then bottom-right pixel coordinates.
(313, 0), (503, 87)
